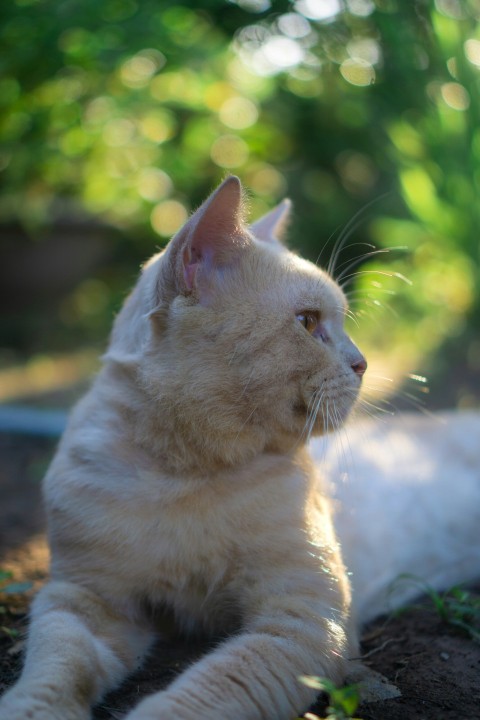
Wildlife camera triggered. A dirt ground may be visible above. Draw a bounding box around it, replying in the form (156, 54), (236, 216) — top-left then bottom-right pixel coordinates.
(0, 432), (479, 720)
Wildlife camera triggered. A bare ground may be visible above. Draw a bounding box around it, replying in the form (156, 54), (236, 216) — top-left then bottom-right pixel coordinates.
(0, 433), (479, 719)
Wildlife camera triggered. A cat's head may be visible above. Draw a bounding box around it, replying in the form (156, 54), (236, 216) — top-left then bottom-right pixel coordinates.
(109, 176), (366, 461)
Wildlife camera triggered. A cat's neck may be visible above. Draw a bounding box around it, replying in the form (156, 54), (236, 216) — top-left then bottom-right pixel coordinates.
(97, 361), (304, 477)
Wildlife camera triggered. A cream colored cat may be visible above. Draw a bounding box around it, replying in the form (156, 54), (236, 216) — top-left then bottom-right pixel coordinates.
(0, 177), (366, 720)
(1, 176), (479, 720)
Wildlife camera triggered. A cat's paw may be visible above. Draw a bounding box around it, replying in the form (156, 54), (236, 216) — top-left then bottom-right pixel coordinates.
(0, 685), (89, 720)
(126, 693), (194, 720)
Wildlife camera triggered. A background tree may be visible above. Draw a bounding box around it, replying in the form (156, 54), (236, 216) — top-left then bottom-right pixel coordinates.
(0, 0), (478, 408)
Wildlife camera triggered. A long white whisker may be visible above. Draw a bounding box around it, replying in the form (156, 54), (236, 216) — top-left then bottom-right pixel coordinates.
(316, 226), (342, 269)
(340, 269), (412, 291)
(332, 306), (360, 328)
(327, 193), (390, 276)
(335, 246), (407, 284)
(346, 288), (397, 300)
(306, 390), (324, 443)
(336, 406), (355, 469)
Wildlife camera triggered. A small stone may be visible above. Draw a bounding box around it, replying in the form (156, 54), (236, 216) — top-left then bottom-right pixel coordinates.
(440, 652), (450, 661)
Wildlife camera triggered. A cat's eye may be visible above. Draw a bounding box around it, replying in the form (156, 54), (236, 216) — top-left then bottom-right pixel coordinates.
(296, 312), (318, 334)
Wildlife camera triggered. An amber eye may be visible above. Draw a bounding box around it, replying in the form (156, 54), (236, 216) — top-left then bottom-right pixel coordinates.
(296, 312), (318, 334)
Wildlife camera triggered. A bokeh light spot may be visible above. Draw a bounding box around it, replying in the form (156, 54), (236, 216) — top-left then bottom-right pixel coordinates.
(219, 97), (258, 129)
(347, 0), (375, 17)
(295, 0), (341, 22)
(210, 135), (249, 168)
(335, 151), (379, 194)
(347, 38), (381, 66)
(231, 0), (271, 11)
(464, 38), (480, 67)
(120, 54), (157, 89)
(340, 58), (375, 86)
(204, 82), (236, 111)
(441, 82), (470, 111)
(103, 118), (136, 146)
(151, 200), (188, 237)
(139, 110), (175, 143)
(138, 168), (173, 202)
(262, 36), (304, 69)
(277, 13), (311, 39)
(434, 0), (466, 20)
(247, 164), (286, 196)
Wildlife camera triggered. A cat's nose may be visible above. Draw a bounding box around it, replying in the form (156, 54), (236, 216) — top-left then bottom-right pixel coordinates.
(351, 356), (367, 377)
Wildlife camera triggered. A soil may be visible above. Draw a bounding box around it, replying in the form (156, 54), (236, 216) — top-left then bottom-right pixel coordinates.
(0, 433), (479, 720)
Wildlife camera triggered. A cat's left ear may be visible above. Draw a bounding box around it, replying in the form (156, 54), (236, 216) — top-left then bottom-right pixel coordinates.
(179, 175), (247, 294)
(249, 199), (291, 246)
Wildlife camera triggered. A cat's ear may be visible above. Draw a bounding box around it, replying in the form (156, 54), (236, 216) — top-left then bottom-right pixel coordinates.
(162, 175), (247, 300)
(250, 199), (291, 246)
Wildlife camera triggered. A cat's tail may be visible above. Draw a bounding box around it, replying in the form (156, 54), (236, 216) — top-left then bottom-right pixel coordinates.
(310, 410), (480, 625)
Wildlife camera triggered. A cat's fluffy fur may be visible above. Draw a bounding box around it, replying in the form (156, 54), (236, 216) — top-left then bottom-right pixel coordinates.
(1, 177), (479, 720)
(317, 410), (480, 623)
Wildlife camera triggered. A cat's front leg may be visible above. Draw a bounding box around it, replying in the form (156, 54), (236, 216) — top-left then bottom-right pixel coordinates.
(0, 580), (153, 720)
(127, 580), (356, 720)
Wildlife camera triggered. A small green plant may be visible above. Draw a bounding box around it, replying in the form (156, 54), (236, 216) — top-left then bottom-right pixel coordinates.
(298, 676), (361, 720)
(395, 575), (480, 643)
(0, 569), (29, 642)
(0, 569), (33, 596)
(0, 625), (20, 640)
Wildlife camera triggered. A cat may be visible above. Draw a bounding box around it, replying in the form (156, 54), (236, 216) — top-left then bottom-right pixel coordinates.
(1, 176), (479, 720)
(0, 176), (365, 720)
(317, 409), (480, 624)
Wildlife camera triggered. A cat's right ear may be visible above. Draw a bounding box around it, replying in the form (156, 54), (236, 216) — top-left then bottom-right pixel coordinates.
(250, 199), (291, 247)
(155, 176), (249, 306)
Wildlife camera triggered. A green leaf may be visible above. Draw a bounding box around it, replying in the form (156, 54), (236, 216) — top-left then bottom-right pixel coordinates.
(2, 581), (33, 595)
(1, 626), (19, 639)
(0, 570), (14, 583)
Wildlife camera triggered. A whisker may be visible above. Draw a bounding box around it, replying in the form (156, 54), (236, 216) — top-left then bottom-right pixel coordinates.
(232, 405), (259, 443)
(299, 385), (324, 446)
(332, 403), (353, 469)
(327, 216), (370, 277)
(351, 401), (387, 424)
(332, 306), (360, 328)
(316, 226), (342, 268)
(327, 192), (390, 277)
(360, 400), (395, 415)
(355, 370), (434, 419)
(346, 287), (397, 299)
(365, 373), (394, 384)
(335, 246), (407, 284)
(340, 269), (413, 291)
(307, 390), (325, 442)
(359, 297), (400, 319)
(341, 270), (413, 290)
(353, 394), (396, 416)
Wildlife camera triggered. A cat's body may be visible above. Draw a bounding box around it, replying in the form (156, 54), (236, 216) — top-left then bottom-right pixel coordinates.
(0, 177), (478, 720)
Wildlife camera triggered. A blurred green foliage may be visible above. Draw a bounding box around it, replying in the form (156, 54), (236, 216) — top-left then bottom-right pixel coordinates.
(1, 0), (479, 406)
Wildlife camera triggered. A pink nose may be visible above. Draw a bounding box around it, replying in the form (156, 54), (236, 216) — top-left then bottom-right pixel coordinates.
(351, 357), (367, 377)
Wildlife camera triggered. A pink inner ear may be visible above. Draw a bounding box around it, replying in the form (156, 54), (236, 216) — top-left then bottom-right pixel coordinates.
(182, 246), (198, 291)
(178, 176), (245, 294)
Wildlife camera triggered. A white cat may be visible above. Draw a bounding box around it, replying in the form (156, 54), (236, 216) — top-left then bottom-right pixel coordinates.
(0, 177), (478, 720)
(316, 410), (480, 624)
